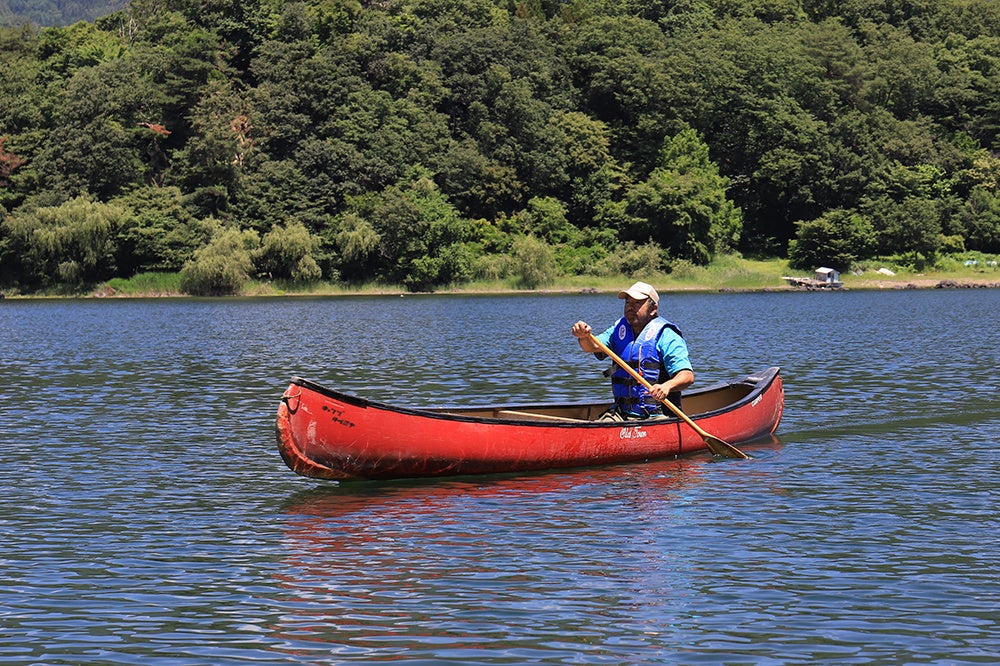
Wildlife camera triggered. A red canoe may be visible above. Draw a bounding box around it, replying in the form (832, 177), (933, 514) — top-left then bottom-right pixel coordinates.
(276, 367), (783, 481)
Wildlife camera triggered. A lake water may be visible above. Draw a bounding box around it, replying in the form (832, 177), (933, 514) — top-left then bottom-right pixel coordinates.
(1, 288), (998, 664)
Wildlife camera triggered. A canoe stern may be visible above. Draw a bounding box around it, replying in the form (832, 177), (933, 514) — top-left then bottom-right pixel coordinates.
(276, 384), (358, 480)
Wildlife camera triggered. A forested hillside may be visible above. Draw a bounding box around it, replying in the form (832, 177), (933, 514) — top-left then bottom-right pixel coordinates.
(1, 0), (998, 295)
(0, 0), (126, 27)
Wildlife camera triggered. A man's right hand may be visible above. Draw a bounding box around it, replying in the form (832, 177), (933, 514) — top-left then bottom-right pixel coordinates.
(571, 321), (600, 352)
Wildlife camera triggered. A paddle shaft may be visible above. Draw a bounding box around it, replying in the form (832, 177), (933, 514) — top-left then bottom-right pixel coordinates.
(587, 333), (750, 459)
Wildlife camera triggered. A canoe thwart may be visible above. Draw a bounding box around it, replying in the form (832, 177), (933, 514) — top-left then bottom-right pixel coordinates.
(494, 409), (590, 423)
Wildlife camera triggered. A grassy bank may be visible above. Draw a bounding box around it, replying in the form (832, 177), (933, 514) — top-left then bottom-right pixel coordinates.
(98, 255), (803, 297)
(4, 253), (998, 299)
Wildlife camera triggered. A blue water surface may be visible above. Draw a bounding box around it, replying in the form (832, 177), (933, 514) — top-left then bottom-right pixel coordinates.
(1, 288), (998, 664)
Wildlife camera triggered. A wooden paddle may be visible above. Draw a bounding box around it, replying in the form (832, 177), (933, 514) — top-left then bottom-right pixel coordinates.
(588, 333), (750, 459)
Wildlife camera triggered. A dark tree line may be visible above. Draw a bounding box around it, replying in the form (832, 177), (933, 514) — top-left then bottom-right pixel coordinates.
(1, 0), (998, 294)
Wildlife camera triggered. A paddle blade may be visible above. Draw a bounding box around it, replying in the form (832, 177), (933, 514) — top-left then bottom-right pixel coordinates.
(704, 434), (751, 460)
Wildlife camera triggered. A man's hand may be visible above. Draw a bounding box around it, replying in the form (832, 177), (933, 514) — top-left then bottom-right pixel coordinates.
(571, 321), (599, 352)
(649, 370), (695, 402)
(648, 383), (669, 402)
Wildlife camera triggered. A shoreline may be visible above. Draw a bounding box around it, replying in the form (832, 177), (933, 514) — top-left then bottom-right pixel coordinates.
(99, 275), (1000, 297)
(1, 278), (996, 300)
(850, 277), (1000, 290)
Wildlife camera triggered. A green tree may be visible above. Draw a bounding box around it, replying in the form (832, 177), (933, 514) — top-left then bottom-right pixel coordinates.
(335, 170), (476, 290)
(862, 23), (937, 119)
(567, 15), (675, 164)
(788, 208), (877, 271)
(435, 137), (524, 220)
(256, 219), (324, 283)
(33, 48), (173, 198)
(0, 29), (47, 208)
(516, 196), (576, 244)
(956, 186), (1000, 252)
(866, 195), (945, 266)
(113, 185), (215, 274)
(623, 126), (742, 264)
(0, 195), (129, 289)
(35, 21), (125, 76)
(599, 240), (667, 277)
(510, 234), (556, 289)
(926, 34), (1000, 150)
(179, 225), (259, 295)
(234, 157), (314, 232)
(170, 79), (248, 195)
(330, 212), (380, 280)
(0, 135), (26, 198)
(549, 110), (625, 227)
(170, 0), (269, 74)
(4, 0), (1000, 292)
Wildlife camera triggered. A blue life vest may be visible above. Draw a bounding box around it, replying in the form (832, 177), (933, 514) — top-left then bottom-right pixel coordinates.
(606, 316), (683, 416)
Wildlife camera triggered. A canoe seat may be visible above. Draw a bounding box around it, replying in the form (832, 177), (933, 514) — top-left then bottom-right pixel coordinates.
(495, 409), (589, 423)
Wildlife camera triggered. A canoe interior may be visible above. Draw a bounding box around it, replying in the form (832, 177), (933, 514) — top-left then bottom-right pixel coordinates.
(319, 370), (774, 425)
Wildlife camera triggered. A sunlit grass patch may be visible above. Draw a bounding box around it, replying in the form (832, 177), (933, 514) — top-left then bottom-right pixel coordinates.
(104, 272), (182, 295)
(664, 256), (792, 290)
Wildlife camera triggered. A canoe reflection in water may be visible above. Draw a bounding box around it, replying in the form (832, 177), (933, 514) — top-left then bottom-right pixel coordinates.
(269, 447), (782, 660)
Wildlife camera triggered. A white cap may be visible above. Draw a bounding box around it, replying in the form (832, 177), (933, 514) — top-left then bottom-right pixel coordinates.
(618, 281), (658, 304)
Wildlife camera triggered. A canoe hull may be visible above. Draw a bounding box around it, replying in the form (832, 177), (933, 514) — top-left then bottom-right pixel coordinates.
(276, 367), (783, 480)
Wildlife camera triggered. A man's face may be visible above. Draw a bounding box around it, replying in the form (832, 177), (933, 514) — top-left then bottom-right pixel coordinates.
(624, 297), (656, 330)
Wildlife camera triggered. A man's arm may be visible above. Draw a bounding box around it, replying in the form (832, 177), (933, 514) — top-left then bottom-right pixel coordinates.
(646, 331), (694, 402)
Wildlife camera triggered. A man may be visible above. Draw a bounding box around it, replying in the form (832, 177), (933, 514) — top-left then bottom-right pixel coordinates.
(571, 281), (694, 421)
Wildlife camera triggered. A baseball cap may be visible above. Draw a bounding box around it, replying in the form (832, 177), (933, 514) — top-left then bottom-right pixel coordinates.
(618, 281), (658, 304)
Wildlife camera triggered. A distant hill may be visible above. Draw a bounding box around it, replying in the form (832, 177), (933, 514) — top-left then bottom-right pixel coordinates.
(0, 0), (127, 27)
